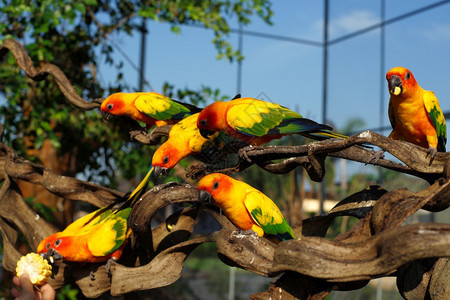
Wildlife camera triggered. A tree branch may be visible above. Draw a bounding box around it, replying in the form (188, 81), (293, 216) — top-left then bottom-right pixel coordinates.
(0, 39), (101, 110)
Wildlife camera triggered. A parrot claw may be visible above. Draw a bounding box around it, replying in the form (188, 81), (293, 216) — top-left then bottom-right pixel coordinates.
(426, 146), (438, 165)
(105, 258), (117, 276)
(239, 145), (264, 163)
(365, 150), (385, 165)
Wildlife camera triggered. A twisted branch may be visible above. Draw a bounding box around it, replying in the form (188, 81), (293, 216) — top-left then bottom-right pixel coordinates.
(189, 131), (449, 184)
(0, 39), (101, 110)
(1, 38), (449, 299)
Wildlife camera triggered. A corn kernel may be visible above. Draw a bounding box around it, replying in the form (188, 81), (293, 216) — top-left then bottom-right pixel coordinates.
(16, 253), (52, 286)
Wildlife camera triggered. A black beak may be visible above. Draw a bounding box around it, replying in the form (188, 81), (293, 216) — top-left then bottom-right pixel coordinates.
(102, 111), (115, 121)
(41, 248), (63, 264)
(200, 129), (216, 139)
(198, 190), (213, 205)
(154, 166), (169, 177)
(389, 75), (403, 95)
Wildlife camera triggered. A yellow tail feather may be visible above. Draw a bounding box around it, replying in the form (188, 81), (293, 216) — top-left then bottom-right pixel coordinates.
(318, 131), (348, 139)
(128, 166), (154, 205)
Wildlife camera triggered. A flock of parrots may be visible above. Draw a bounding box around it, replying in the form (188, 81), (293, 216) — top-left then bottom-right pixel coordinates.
(36, 66), (446, 267)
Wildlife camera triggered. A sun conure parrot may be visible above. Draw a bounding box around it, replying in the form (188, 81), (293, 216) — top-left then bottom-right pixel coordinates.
(386, 67), (446, 157)
(197, 173), (294, 241)
(37, 167), (154, 263)
(152, 113), (221, 176)
(100, 92), (201, 128)
(196, 97), (347, 145)
(152, 94), (247, 176)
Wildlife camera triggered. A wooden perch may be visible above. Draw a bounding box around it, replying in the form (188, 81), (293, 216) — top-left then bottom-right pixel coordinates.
(1, 38), (449, 299)
(0, 39), (101, 110)
(188, 130), (449, 184)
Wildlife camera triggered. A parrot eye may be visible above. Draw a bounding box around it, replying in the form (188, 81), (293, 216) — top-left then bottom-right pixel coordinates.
(54, 239), (62, 247)
(163, 156), (169, 164)
(213, 181), (219, 190)
(106, 103), (114, 110)
(405, 72), (411, 80)
(200, 119), (207, 127)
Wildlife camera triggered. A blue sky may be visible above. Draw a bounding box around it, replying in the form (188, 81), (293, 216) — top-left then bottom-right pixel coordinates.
(97, 0), (450, 173)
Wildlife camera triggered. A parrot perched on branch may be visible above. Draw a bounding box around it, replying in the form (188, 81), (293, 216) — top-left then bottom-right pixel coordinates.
(196, 97), (346, 146)
(197, 173), (294, 241)
(100, 92), (201, 128)
(152, 113), (220, 177)
(37, 167), (154, 263)
(152, 112), (246, 177)
(386, 67), (446, 158)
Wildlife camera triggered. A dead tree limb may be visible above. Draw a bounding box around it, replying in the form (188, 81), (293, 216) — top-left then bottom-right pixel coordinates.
(188, 131), (449, 184)
(1, 38), (449, 299)
(0, 39), (101, 110)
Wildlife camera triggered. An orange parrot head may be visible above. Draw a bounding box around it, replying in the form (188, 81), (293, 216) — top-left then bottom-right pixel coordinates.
(386, 67), (418, 97)
(152, 141), (184, 177)
(197, 173), (233, 205)
(101, 92), (136, 119)
(197, 102), (229, 139)
(37, 233), (70, 262)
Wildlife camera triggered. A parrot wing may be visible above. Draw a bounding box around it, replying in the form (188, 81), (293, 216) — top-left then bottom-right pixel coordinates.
(169, 113), (220, 153)
(388, 100), (396, 130)
(134, 93), (193, 121)
(63, 166), (153, 237)
(61, 207), (113, 236)
(423, 91), (447, 151)
(244, 190), (294, 240)
(86, 207), (132, 257)
(226, 98), (331, 137)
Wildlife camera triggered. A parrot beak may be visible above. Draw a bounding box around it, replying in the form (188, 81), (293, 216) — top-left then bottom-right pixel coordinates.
(41, 248), (63, 264)
(389, 75), (403, 96)
(198, 190), (213, 204)
(154, 166), (169, 177)
(200, 129), (216, 139)
(102, 111), (116, 121)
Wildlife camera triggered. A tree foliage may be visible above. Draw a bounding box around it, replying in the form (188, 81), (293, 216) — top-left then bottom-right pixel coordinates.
(0, 0), (273, 185)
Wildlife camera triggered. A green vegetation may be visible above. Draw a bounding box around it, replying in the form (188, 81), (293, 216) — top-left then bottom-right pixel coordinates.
(0, 0), (273, 186)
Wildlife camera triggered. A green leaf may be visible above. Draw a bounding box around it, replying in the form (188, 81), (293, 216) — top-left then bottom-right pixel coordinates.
(171, 26), (181, 34)
(83, 0), (98, 5)
(39, 121), (52, 132)
(73, 2), (86, 15)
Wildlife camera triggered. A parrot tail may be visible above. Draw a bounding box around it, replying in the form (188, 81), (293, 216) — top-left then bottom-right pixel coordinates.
(128, 166), (154, 206)
(81, 166), (154, 227)
(302, 130), (348, 141)
(276, 232), (295, 241)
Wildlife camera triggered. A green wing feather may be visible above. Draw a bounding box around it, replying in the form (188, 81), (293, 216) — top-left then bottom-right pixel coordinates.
(244, 191), (294, 240)
(134, 92), (193, 120)
(424, 91), (447, 151)
(62, 206), (131, 256)
(87, 207), (132, 256)
(62, 166), (153, 255)
(227, 99), (331, 137)
(62, 207), (113, 236)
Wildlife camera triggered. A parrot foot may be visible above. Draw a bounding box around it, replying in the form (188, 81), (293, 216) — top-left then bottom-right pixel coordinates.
(89, 271), (95, 281)
(426, 146), (437, 165)
(365, 150), (385, 165)
(239, 145), (264, 163)
(105, 258), (117, 276)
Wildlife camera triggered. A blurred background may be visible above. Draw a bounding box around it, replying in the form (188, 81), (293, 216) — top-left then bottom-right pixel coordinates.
(1, 0), (450, 299)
